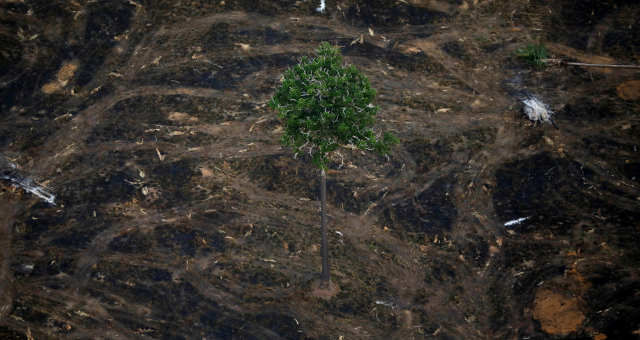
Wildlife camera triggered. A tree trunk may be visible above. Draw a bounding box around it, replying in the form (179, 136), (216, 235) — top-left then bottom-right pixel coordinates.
(320, 168), (330, 285)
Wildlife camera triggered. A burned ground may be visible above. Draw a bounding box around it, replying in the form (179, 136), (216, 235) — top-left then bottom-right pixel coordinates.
(1, 0), (639, 339)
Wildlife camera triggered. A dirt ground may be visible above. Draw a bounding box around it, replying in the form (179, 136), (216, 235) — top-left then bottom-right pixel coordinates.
(1, 0), (639, 339)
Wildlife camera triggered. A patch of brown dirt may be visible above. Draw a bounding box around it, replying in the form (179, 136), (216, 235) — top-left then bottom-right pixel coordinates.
(533, 288), (585, 336)
(310, 279), (341, 300)
(168, 111), (199, 122)
(617, 80), (640, 101)
(593, 332), (607, 340)
(41, 60), (78, 94)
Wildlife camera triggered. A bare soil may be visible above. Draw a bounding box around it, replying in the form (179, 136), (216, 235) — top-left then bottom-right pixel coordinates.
(1, 0), (639, 339)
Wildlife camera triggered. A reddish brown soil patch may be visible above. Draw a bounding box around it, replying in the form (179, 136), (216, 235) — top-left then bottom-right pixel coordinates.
(41, 60), (78, 94)
(533, 288), (585, 336)
(617, 80), (640, 101)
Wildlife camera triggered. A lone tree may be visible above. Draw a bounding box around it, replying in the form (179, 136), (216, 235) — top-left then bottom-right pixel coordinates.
(269, 42), (397, 286)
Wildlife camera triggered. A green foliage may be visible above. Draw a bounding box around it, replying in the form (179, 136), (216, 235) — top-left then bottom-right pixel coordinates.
(269, 42), (398, 169)
(516, 43), (548, 69)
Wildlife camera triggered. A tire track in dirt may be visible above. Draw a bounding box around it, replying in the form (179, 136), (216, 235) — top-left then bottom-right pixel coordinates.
(33, 86), (226, 177)
(61, 208), (194, 327)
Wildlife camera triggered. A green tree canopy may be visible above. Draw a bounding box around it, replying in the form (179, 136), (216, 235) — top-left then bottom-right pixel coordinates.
(269, 42), (397, 169)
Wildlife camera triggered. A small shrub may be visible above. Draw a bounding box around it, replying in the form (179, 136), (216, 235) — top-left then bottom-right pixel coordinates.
(516, 43), (548, 69)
